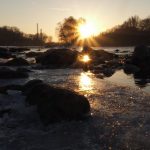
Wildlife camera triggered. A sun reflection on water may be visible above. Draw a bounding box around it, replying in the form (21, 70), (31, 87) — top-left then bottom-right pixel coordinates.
(79, 71), (94, 91)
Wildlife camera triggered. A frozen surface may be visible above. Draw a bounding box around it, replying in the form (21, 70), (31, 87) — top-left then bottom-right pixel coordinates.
(0, 69), (150, 150)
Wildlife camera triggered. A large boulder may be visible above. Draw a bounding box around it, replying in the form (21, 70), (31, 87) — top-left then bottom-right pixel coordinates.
(86, 49), (116, 65)
(4, 58), (29, 66)
(36, 48), (78, 67)
(123, 64), (140, 74)
(0, 47), (13, 58)
(25, 82), (90, 124)
(0, 67), (29, 79)
(132, 45), (150, 66)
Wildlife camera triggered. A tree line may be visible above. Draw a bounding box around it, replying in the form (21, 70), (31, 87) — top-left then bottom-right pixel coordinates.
(56, 16), (150, 46)
(0, 16), (150, 46)
(95, 16), (150, 46)
(0, 26), (51, 46)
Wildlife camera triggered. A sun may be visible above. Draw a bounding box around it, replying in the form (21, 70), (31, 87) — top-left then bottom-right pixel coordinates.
(78, 22), (98, 39)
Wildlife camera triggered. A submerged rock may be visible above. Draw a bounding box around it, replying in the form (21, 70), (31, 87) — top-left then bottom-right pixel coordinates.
(123, 64), (140, 74)
(0, 47), (13, 58)
(9, 47), (30, 52)
(25, 82), (90, 124)
(26, 51), (42, 58)
(22, 79), (43, 95)
(88, 49), (116, 65)
(4, 58), (29, 66)
(36, 48), (78, 67)
(0, 67), (29, 79)
(132, 45), (150, 67)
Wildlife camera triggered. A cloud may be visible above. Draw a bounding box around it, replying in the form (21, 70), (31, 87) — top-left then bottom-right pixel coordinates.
(49, 7), (71, 12)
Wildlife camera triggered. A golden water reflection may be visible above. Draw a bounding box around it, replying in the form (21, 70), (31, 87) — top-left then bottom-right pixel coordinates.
(79, 71), (94, 91)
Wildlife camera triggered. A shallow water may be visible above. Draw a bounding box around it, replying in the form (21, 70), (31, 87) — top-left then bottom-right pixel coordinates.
(0, 68), (149, 150)
(105, 70), (150, 94)
(0, 46), (150, 149)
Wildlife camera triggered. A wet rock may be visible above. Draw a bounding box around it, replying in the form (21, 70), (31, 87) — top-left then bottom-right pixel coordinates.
(25, 82), (90, 124)
(88, 50), (116, 65)
(22, 79), (43, 95)
(0, 67), (29, 79)
(26, 52), (43, 58)
(16, 67), (32, 73)
(9, 47), (30, 52)
(0, 108), (11, 117)
(36, 48), (78, 67)
(0, 47), (13, 58)
(123, 64), (140, 74)
(91, 64), (115, 78)
(114, 49), (120, 53)
(132, 45), (150, 66)
(130, 45), (150, 76)
(103, 68), (115, 77)
(4, 58), (29, 66)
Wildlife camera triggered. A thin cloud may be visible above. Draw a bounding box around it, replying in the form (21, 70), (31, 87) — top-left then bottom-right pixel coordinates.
(49, 7), (71, 12)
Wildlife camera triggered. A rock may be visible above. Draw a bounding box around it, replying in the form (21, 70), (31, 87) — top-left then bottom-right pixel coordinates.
(0, 108), (11, 117)
(16, 67), (32, 73)
(9, 47), (30, 53)
(0, 47), (13, 58)
(26, 52), (43, 58)
(0, 84), (23, 94)
(132, 45), (150, 66)
(87, 49), (116, 65)
(25, 82), (90, 124)
(114, 49), (120, 53)
(4, 58), (29, 66)
(36, 48), (78, 67)
(22, 79), (43, 95)
(131, 45), (150, 74)
(123, 64), (140, 74)
(0, 67), (29, 79)
(103, 68), (115, 77)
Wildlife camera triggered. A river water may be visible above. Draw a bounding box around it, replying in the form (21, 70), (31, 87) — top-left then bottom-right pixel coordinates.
(29, 46), (150, 94)
(0, 46), (150, 149)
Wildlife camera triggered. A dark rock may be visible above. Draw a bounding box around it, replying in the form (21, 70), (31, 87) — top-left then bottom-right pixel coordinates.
(114, 49), (120, 53)
(123, 64), (140, 74)
(0, 108), (11, 117)
(22, 79), (43, 95)
(0, 67), (29, 79)
(9, 47), (30, 53)
(4, 58), (29, 66)
(0, 84), (23, 94)
(36, 48), (78, 67)
(87, 50), (116, 65)
(25, 82), (90, 124)
(132, 45), (150, 66)
(0, 47), (13, 58)
(103, 68), (115, 77)
(16, 67), (32, 73)
(26, 52), (43, 58)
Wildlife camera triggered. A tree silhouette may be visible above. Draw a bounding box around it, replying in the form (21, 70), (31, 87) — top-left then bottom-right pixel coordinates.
(56, 16), (85, 45)
(0, 26), (50, 46)
(95, 16), (150, 46)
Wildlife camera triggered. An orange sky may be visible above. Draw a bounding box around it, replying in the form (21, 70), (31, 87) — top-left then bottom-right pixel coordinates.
(0, 0), (150, 41)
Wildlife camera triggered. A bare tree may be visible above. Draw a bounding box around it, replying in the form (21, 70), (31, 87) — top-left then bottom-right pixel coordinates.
(56, 16), (85, 45)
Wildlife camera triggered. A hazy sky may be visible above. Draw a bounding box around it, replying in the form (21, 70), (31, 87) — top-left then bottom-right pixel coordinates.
(0, 0), (150, 41)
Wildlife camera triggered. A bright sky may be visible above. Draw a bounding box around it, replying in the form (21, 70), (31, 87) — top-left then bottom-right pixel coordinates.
(0, 0), (150, 41)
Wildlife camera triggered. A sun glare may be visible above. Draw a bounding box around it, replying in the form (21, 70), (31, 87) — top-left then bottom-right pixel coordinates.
(79, 72), (93, 91)
(82, 55), (91, 63)
(78, 22), (98, 39)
